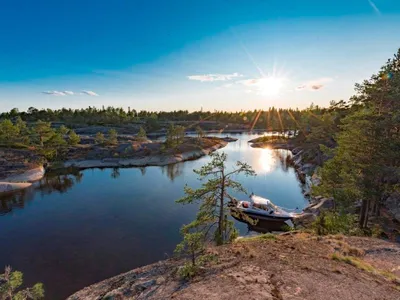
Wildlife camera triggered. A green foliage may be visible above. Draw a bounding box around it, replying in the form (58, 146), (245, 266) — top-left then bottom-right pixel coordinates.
(95, 132), (105, 144)
(312, 211), (358, 236)
(68, 130), (81, 145)
(137, 126), (147, 140)
(0, 266), (44, 300)
(107, 129), (118, 145)
(57, 125), (69, 135)
(315, 49), (400, 229)
(0, 119), (19, 145)
(195, 126), (204, 142)
(165, 124), (185, 148)
(236, 233), (277, 242)
(177, 152), (255, 246)
(177, 262), (199, 280)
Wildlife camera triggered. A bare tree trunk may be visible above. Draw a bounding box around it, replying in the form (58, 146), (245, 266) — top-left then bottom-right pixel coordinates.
(218, 174), (225, 245)
(359, 199), (367, 228)
(363, 199), (371, 229)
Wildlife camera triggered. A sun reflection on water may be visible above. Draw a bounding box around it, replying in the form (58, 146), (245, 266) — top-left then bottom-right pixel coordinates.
(257, 148), (276, 173)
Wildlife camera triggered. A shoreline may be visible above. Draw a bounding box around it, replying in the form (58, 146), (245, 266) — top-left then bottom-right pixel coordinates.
(0, 166), (45, 194)
(0, 141), (227, 194)
(54, 141), (227, 170)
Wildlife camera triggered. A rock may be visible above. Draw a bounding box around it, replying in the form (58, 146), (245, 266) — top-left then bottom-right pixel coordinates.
(293, 213), (317, 227)
(133, 279), (156, 292)
(156, 276), (166, 285)
(303, 197), (334, 214)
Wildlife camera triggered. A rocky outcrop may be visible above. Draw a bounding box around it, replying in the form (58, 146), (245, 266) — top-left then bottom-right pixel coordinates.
(56, 142), (227, 170)
(0, 166), (45, 194)
(67, 234), (400, 300)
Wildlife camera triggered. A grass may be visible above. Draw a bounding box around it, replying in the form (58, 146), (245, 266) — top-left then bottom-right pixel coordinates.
(236, 233), (277, 243)
(331, 253), (400, 284)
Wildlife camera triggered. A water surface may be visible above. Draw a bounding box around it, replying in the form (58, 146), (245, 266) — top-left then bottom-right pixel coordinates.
(0, 133), (307, 299)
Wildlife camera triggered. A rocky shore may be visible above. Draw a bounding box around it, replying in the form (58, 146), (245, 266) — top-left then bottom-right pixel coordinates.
(0, 137), (229, 194)
(58, 141), (227, 170)
(67, 233), (400, 300)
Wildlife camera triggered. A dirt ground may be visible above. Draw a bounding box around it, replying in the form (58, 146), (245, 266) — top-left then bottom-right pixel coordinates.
(68, 233), (400, 300)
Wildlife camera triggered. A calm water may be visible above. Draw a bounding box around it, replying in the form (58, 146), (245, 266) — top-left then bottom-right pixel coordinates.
(0, 133), (307, 299)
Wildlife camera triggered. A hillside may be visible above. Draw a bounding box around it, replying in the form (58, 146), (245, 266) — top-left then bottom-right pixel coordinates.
(68, 233), (400, 300)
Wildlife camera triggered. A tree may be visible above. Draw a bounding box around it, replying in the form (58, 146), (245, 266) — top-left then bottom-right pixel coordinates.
(137, 126), (147, 141)
(174, 231), (205, 279)
(314, 48), (400, 229)
(68, 130), (81, 145)
(166, 124), (185, 148)
(0, 266), (44, 299)
(57, 125), (69, 135)
(107, 129), (118, 145)
(177, 152), (255, 245)
(95, 132), (105, 144)
(0, 120), (19, 145)
(33, 120), (54, 147)
(195, 126), (204, 143)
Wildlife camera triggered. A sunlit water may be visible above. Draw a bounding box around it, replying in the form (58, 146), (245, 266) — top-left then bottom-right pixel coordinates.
(0, 133), (308, 299)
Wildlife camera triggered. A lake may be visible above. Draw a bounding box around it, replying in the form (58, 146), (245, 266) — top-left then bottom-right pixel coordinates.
(0, 133), (308, 299)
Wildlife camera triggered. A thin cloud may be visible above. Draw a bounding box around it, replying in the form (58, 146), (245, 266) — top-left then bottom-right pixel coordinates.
(188, 72), (243, 82)
(296, 78), (333, 91)
(42, 91), (67, 96)
(81, 90), (99, 96)
(42, 90), (75, 96)
(367, 0), (381, 15)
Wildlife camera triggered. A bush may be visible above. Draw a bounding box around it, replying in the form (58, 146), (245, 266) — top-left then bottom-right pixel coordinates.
(95, 132), (105, 144)
(0, 266), (44, 299)
(68, 130), (81, 145)
(312, 211), (358, 235)
(107, 129), (118, 145)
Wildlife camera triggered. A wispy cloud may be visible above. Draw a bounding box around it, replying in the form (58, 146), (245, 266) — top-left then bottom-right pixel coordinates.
(81, 90), (99, 96)
(367, 0), (381, 15)
(188, 72), (243, 82)
(296, 77), (333, 91)
(42, 91), (68, 96)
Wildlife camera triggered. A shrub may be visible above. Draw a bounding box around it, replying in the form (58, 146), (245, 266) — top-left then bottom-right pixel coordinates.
(312, 211), (358, 235)
(0, 266), (44, 299)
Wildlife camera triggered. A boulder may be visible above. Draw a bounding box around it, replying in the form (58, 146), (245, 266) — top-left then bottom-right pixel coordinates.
(303, 197), (334, 214)
(293, 213), (317, 227)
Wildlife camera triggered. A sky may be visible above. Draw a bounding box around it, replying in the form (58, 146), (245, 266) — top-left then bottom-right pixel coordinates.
(1, 0), (400, 113)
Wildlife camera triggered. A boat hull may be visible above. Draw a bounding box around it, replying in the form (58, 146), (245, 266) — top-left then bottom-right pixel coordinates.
(231, 209), (292, 232)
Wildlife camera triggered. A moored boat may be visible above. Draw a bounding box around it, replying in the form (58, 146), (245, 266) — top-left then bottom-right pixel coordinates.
(231, 194), (295, 231)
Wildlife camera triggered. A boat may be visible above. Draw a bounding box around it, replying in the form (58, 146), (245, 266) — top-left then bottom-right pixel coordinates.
(231, 194), (295, 231)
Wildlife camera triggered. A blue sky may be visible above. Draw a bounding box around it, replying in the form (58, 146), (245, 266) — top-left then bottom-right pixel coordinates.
(1, 0), (400, 112)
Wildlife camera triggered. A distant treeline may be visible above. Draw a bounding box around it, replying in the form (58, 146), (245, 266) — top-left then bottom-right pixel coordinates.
(0, 102), (350, 132)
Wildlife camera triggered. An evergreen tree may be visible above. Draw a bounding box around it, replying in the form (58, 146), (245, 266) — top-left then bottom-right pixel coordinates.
(137, 126), (147, 140)
(68, 130), (81, 145)
(107, 129), (118, 145)
(95, 132), (105, 145)
(0, 266), (44, 299)
(177, 152), (255, 245)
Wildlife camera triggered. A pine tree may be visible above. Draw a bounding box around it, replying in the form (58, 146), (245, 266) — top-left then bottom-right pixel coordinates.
(177, 152), (255, 245)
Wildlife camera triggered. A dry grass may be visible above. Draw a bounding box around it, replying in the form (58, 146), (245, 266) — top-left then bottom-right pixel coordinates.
(330, 253), (400, 284)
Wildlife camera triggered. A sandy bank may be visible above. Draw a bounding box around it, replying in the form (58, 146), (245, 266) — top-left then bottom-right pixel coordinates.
(57, 141), (227, 170)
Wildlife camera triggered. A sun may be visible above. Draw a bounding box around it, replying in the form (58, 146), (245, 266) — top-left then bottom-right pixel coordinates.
(257, 76), (284, 96)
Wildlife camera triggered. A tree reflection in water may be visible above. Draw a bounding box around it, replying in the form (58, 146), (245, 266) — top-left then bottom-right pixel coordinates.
(111, 168), (120, 179)
(161, 163), (183, 182)
(0, 170), (84, 216)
